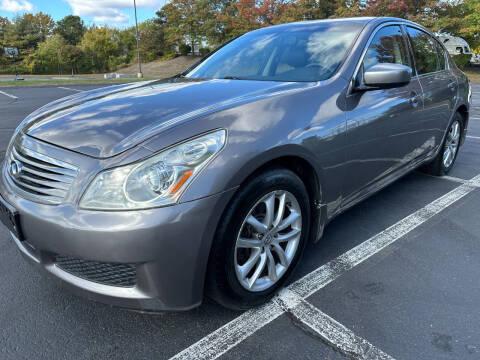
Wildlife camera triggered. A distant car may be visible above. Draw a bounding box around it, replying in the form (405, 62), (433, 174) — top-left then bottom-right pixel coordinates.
(471, 53), (480, 66)
(0, 17), (471, 311)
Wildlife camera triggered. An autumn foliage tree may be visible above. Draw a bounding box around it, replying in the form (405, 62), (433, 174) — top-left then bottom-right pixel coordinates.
(1, 0), (479, 75)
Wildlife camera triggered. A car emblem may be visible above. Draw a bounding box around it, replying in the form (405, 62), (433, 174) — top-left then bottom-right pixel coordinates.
(10, 160), (23, 178)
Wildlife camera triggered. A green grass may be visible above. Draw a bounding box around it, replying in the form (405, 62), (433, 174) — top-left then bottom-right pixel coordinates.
(0, 77), (157, 87)
(465, 67), (480, 82)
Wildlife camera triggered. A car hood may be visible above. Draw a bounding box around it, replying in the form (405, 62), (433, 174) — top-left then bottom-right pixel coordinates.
(23, 78), (313, 158)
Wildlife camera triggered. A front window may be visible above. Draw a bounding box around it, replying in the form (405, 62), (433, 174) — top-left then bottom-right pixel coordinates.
(363, 25), (411, 70)
(185, 22), (364, 82)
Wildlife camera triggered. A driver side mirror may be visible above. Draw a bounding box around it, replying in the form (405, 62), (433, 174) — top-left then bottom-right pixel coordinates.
(360, 63), (412, 90)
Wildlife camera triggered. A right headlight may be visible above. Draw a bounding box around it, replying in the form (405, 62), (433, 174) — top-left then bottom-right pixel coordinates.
(80, 129), (226, 210)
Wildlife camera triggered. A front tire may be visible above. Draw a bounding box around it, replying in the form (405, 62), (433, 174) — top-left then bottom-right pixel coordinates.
(207, 168), (310, 310)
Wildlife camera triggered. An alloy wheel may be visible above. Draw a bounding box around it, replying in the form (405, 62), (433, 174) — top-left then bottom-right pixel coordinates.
(443, 120), (460, 169)
(234, 190), (302, 292)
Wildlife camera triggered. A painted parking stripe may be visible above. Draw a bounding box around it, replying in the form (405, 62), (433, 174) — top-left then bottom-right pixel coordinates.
(172, 301), (284, 360)
(419, 174), (480, 188)
(467, 135), (480, 140)
(170, 175), (480, 360)
(276, 289), (395, 360)
(0, 90), (18, 99)
(58, 86), (83, 92)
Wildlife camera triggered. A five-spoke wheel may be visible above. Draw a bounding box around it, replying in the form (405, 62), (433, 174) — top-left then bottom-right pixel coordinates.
(422, 112), (463, 176)
(207, 168), (310, 310)
(443, 119), (460, 169)
(234, 190), (302, 292)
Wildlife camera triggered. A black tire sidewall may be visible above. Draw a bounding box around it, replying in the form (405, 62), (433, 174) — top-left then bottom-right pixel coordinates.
(208, 168), (310, 309)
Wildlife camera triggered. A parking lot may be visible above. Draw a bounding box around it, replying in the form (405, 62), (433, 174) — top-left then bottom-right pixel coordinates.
(0, 83), (479, 360)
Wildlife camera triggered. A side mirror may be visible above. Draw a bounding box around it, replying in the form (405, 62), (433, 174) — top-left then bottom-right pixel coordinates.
(363, 63), (412, 89)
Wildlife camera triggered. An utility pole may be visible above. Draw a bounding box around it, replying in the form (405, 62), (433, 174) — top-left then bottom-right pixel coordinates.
(134, 0), (143, 78)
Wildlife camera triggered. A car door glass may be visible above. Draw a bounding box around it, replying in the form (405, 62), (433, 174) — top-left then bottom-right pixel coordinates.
(407, 27), (439, 75)
(363, 25), (411, 70)
(434, 41), (446, 70)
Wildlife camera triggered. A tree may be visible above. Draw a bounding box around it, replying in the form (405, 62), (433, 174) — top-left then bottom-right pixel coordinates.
(0, 17), (11, 71)
(28, 34), (65, 74)
(56, 15), (85, 45)
(60, 45), (84, 75)
(157, 0), (208, 51)
(80, 26), (122, 73)
(429, 0), (480, 49)
(137, 19), (167, 61)
(0, 12), (55, 73)
(334, 0), (479, 49)
(216, 0), (290, 40)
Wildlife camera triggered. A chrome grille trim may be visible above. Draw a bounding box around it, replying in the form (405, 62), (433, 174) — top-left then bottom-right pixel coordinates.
(5, 145), (78, 205)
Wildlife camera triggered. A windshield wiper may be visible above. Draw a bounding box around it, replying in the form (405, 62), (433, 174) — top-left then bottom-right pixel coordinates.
(222, 76), (248, 80)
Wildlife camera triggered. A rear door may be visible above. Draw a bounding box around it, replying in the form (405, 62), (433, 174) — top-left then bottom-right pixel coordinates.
(406, 26), (457, 157)
(343, 24), (423, 203)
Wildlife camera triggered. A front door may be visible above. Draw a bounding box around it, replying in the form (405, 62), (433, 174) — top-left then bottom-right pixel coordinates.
(343, 24), (423, 205)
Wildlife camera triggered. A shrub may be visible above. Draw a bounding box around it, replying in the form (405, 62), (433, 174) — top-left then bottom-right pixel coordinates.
(452, 54), (472, 69)
(199, 47), (211, 56)
(179, 44), (191, 56)
(162, 52), (176, 60)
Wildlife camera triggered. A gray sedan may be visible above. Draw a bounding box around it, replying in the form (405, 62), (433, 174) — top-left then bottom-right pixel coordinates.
(0, 17), (471, 311)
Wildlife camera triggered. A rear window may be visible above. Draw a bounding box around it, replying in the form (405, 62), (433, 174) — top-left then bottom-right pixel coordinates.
(407, 27), (439, 75)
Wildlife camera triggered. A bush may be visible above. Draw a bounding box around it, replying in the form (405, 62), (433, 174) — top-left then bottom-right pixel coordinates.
(199, 47), (211, 56)
(179, 44), (191, 56)
(452, 54), (472, 69)
(162, 52), (176, 60)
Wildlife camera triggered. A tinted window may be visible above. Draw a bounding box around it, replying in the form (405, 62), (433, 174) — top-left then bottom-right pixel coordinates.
(186, 22), (364, 82)
(363, 25), (411, 70)
(407, 27), (439, 75)
(434, 41), (447, 70)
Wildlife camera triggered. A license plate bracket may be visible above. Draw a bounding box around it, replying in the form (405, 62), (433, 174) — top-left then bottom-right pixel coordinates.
(0, 195), (23, 241)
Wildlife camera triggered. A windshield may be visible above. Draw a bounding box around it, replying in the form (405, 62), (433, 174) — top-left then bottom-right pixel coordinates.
(185, 22), (364, 82)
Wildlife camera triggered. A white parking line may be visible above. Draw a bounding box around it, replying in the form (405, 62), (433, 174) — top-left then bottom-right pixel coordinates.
(420, 174), (480, 188)
(0, 90), (18, 99)
(467, 135), (480, 140)
(58, 86), (83, 93)
(276, 289), (395, 360)
(170, 175), (480, 360)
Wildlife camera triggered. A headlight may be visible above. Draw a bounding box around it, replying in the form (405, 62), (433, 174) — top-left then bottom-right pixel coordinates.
(80, 129), (226, 210)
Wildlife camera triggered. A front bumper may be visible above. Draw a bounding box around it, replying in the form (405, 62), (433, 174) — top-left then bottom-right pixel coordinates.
(1, 177), (237, 311)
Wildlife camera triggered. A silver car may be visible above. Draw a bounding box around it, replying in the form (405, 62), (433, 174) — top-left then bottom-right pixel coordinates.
(0, 17), (471, 310)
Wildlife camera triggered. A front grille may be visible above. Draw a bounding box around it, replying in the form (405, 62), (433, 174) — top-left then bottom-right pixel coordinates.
(5, 146), (78, 204)
(54, 255), (137, 287)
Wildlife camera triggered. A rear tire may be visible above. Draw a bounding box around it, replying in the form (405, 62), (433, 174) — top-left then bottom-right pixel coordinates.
(422, 112), (463, 176)
(206, 167), (310, 310)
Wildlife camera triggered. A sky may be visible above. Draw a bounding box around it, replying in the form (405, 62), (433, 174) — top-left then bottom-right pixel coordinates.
(0, 0), (167, 27)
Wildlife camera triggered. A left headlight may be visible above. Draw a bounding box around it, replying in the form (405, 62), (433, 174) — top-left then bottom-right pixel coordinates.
(80, 129), (226, 210)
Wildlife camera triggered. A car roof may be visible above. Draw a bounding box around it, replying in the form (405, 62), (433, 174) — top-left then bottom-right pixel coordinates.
(255, 17), (425, 32)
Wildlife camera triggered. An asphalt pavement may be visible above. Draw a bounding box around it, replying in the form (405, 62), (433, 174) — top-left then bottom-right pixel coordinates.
(0, 83), (479, 360)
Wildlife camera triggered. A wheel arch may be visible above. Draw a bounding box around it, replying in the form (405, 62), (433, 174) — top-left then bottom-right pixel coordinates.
(456, 104), (469, 146)
(220, 145), (327, 244)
